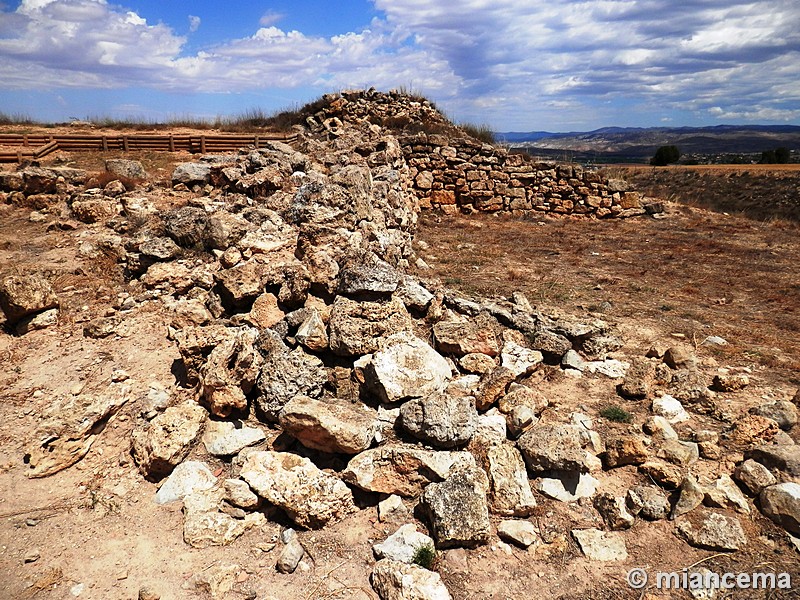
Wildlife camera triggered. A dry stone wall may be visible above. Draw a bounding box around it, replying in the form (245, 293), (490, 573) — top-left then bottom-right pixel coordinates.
(400, 134), (643, 217)
(301, 88), (650, 218)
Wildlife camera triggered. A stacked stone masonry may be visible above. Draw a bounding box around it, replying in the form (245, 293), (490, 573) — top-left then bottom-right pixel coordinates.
(400, 133), (642, 217)
(302, 89), (647, 218)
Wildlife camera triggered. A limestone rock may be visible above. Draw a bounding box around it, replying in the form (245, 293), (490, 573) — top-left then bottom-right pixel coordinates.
(561, 349), (587, 372)
(395, 276), (434, 312)
(734, 459), (777, 496)
(473, 410), (508, 446)
(759, 483), (800, 536)
(276, 530), (305, 574)
(500, 341), (543, 377)
(658, 440), (699, 467)
(199, 327), (262, 417)
(712, 373), (750, 392)
(256, 331), (327, 422)
(593, 493), (635, 530)
(373, 524), (435, 564)
(172, 162), (212, 186)
(183, 487), (265, 548)
(745, 445), (800, 481)
(420, 466), (491, 548)
(475, 366), (516, 411)
(25, 389), (129, 478)
(328, 296), (413, 356)
(626, 485), (670, 520)
(518, 424), (598, 473)
(239, 451), (355, 529)
(751, 401), (798, 431)
(378, 495), (410, 523)
(202, 420), (266, 456)
(155, 461), (216, 505)
(603, 436), (648, 468)
(486, 444), (536, 517)
(676, 511), (747, 551)
(652, 395), (690, 424)
(106, 158), (147, 179)
(399, 387), (477, 448)
(164, 206), (209, 247)
(279, 395), (378, 454)
(371, 560), (452, 600)
(132, 402), (207, 479)
(619, 357), (655, 399)
(704, 475), (750, 514)
(572, 529), (628, 561)
(15, 307), (59, 334)
(585, 359), (629, 378)
(537, 471), (599, 502)
(642, 415), (679, 440)
(638, 460), (684, 489)
(497, 520), (538, 548)
(295, 309), (328, 351)
(223, 479), (260, 510)
(0, 274), (59, 325)
(671, 476), (706, 520)
(433, 319), (499, 357)
(140, 237), (181, 261)
(338, 252), (400, 296)
(458, 353), (496, 375)
(343, 446), (477, 497)
(364, 331), (452, 403)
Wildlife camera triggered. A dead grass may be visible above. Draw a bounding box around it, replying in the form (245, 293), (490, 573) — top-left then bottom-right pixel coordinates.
(610, 165), (800, 222)
(417, 207), (800, 384)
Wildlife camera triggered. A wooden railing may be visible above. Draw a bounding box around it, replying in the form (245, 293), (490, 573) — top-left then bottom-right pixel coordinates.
(0, 132), (298, 163)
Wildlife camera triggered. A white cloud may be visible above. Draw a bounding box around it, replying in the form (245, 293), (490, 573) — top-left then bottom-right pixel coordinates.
(0, 0), (798, 128)
(259, 10), (284, 27)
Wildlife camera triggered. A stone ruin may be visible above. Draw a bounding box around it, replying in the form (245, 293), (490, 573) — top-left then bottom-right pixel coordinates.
(1, 90), (798, 599)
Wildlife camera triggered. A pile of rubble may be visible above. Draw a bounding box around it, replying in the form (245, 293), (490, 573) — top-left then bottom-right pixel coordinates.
(1, 90), (799, 600)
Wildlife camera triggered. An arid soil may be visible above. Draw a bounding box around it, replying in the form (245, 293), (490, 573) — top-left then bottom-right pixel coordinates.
(1, 146), (799, 600)
(612, 164), (800, 222)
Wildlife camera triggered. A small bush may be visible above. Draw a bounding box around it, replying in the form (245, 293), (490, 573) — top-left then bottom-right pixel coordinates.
(599, 405), (633, 423)
(411, 543), (437, 570)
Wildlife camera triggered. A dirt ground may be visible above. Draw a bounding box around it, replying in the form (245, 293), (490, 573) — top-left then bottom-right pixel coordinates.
(1, 152), (799, 600)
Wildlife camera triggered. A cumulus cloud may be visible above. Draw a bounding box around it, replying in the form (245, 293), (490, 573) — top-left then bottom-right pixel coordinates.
(188, 15), (200, 33)
(0, 0), (798, 127)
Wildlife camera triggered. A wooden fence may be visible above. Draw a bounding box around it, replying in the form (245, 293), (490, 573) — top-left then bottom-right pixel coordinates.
(0, 132), (298, 163)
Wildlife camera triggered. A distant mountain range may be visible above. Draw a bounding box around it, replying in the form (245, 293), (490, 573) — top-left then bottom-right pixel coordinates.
(496, 125), (800, 161)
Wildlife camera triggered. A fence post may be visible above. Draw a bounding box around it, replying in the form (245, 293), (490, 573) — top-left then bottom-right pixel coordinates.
(200, 136), (206, 153)
(102, 136), (108, 152)
(169, 134), (175, 152)
(123, 136), (129, 152)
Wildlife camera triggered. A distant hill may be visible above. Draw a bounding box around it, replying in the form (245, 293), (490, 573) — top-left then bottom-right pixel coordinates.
(496, 125), (800, 162)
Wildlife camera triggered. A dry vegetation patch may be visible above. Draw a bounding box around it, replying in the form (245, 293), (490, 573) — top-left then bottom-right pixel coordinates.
(417, 206), (800, 383)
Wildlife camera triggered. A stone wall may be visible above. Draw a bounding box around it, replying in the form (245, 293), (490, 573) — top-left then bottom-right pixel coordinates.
(399, 133), (643, 217)
(301, 89), (649, 218)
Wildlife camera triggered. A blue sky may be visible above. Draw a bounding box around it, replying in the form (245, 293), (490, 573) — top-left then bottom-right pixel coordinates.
(1, 0), (799, 131)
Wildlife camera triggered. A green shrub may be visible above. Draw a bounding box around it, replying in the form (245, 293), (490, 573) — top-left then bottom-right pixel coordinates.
(411, 543), (437, 570)
(599, 405), (633, 423)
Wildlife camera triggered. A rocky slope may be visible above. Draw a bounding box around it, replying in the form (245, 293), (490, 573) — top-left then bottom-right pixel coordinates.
(0, 91), (798, 600)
